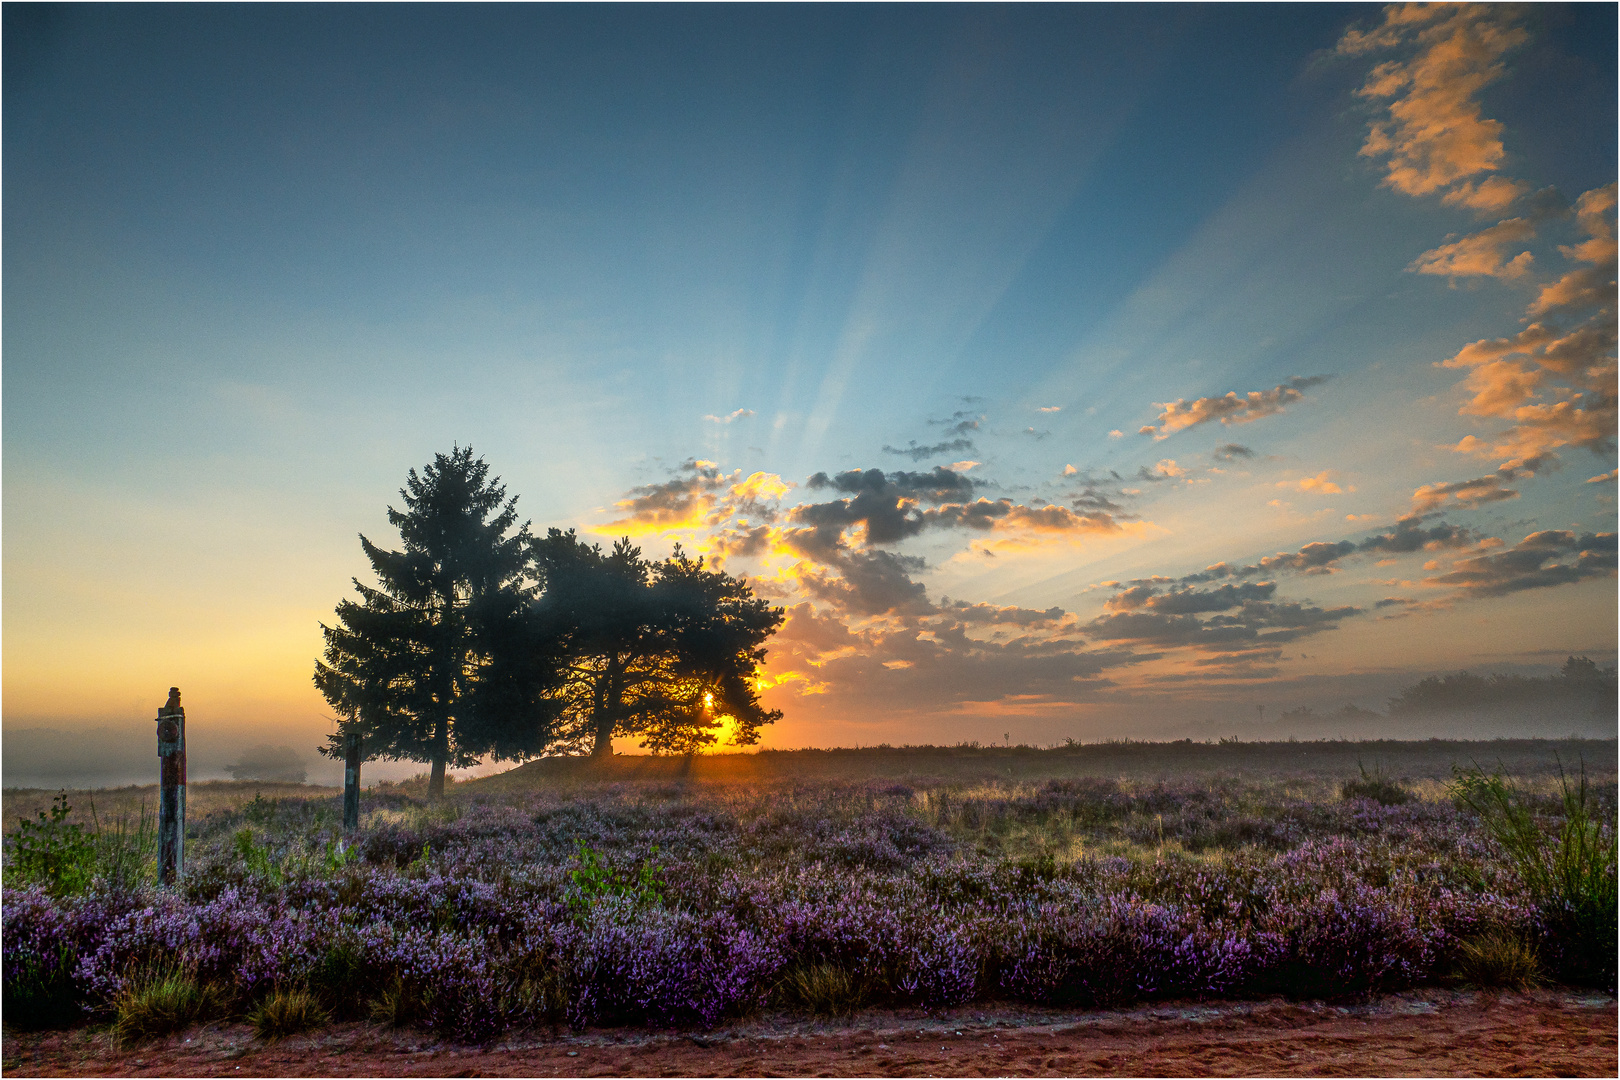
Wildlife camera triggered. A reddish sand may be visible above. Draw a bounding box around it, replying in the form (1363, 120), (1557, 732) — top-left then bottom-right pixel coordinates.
(4, 989), (1613, 1078)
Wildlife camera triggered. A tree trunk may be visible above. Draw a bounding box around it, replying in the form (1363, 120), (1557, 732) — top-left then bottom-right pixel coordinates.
(589, 658), (623, 757)
(428, 716), (449, 798)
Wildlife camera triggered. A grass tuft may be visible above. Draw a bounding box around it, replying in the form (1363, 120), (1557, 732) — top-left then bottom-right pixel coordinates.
(247, 988), (328, 1040)
(1453, 931), (1541, 990)
(112, 969), (222, 1047)
(781, 963), (870, 1016)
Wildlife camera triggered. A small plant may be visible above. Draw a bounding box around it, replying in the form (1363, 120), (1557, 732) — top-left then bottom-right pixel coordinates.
(113, 968), (221, 1046)
(233, 828), (284, 885)
(1342, 763), (1412, 805)
(247, 988), (329, 1040)
(566, 841), (665, 915)
(781, 963), (870, 1016)
(10, 793), (96, 896)
(1452, 931), (1541, 990)
(367, 976), (424, 1028)
(88, 799), (157, 892)
(242, 792), (280, 826)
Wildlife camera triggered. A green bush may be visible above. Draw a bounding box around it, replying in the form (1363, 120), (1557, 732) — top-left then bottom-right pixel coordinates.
(1451, 761), (1617, 986)
(10, 793), (96, 897)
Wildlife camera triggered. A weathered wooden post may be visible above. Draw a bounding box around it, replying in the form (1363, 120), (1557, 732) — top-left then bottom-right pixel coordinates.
(342, 731), (362, 832)
(155, 686), (186, 886)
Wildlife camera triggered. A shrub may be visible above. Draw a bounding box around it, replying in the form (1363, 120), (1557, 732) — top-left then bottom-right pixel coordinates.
(10, 793), (96, 897)
(1453, 931), (1541, 990)
(247, 988), (329, 1040)
(1342, 764), (1413, 806)
(113, 968), (222, 1046)
(1450, 762), (1617, 986)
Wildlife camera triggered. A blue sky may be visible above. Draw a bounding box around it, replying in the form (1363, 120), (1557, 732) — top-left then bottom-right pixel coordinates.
(4, 4), (1615, 780)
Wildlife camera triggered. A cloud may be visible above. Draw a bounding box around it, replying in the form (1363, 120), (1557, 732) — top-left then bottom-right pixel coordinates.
(1212, 443), (1254, 461)
(604, 459), (732, 533)
(703, 408), (755, 424)
(882, 438), (977, 461)
(799, 549), (934, 617)
(930, 410), (983, 437)
(1339, 5), (1527, 199)
(1107, 429), (1125, 439)
(1038, 406), (1062, 413)
(1587, 469), (1618, 485)
(938, 599), (1069, 627)
(1357, 515), (1481, 554)
(1412, 450), (1558, 513)
(1278, 471), (1353, 495)
(1424, 530), (1617, 597)
(1087, 595), (1360, 652)
(946, 460), (981, 472)
(1136, 459), (1189, 482)
(1140, 376), (1331, 439)
(1441, 176), (1531, 215)
(1531, 183), (1618, 316)
(1409, 218), (1535, 279)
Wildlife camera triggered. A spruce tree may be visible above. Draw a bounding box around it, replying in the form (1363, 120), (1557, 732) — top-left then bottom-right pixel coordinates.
(315, 448), (557, 796)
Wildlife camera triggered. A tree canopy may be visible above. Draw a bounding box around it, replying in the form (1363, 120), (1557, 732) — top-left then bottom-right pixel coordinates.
(314, 447), (560, 797)
(531, 529), (785, 756)
(317, 452), (785, 787)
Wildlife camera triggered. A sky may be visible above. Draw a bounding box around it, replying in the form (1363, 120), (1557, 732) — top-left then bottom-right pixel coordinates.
(4, 3), (1616, 786)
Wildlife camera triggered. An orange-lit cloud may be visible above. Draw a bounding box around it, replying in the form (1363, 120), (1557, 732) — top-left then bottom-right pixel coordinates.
(1423, 530), (1617, 597)
(1139, 376), (1330, 439)
(1408, 217), (1534, 279)
(1441, 176), (1531, 215)
(1278, 471), (1352, 495)
(1340, 4), (1527, 199)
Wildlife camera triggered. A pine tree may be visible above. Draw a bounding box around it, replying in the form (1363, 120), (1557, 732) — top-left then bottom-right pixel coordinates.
(315, 448), (558, 796)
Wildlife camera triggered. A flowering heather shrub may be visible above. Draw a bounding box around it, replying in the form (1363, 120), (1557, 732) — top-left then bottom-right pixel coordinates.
(4, 766), (1610, 1040)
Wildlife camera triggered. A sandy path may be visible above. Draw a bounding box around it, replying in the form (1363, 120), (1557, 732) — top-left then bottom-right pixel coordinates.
(4, 989), (1613, 1078)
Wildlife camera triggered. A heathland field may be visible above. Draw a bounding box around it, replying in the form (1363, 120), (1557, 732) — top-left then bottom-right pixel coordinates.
(3, 739), (1614, 1051)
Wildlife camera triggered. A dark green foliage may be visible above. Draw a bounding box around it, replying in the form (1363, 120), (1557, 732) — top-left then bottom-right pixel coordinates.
(531, 531), (784, 756)
(10, 793), (95, 897)
(1450, 761), (1617, 986)
(316, 448), (564, 796)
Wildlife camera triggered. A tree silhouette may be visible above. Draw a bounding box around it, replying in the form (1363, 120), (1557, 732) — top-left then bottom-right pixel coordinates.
(531, 529), (784, 756)
(314, 448), (559, 796)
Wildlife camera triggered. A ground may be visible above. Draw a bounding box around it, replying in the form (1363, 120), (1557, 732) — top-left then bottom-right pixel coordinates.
(4, 988), (1614, 1077)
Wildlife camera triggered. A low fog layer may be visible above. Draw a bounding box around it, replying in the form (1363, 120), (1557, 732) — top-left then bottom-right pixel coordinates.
(4, 659), (1614, 790)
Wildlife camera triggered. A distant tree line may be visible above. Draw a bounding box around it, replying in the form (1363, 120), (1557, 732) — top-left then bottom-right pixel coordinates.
(1386, 656), (1617, 715)
(313, 448), (783, 797)
(1279, 656), (1617, 724)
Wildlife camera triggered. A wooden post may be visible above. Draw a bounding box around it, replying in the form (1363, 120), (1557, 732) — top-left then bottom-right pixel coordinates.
(343, 731), (362, 832)
(155, 686), (186, 886)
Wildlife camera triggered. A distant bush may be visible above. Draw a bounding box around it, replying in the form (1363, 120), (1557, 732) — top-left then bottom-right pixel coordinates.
(1341, 764), (1413, 806)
